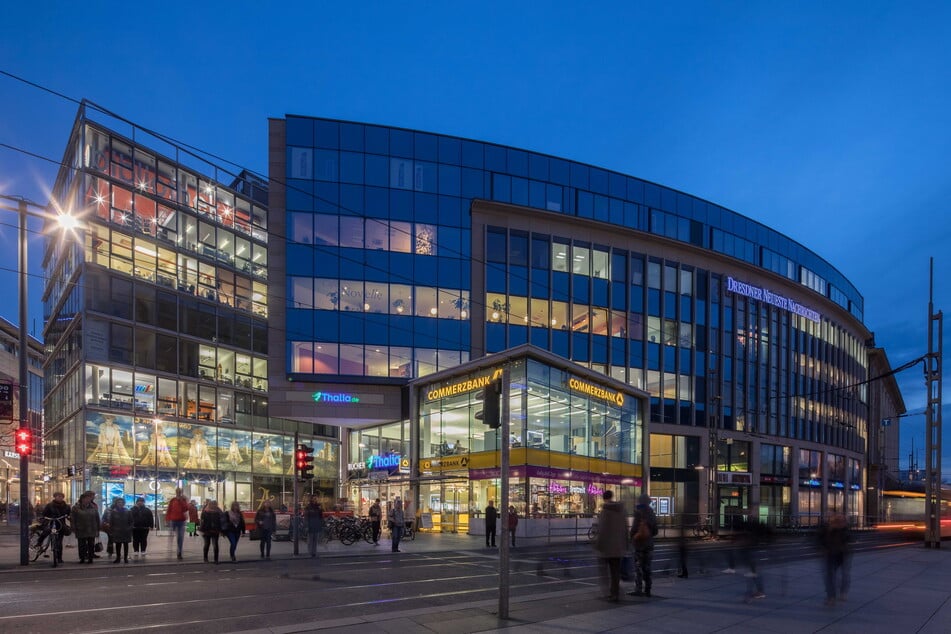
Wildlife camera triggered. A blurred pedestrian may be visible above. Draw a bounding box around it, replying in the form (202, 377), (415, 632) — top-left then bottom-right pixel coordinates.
(72, 492), (100, 564)
(199, 500), (223, 563)
(628, 493), (657, 597)
(305, 496), (325, 557)
(368, 498), (382, 545)
(105, 498), (133, 564)
(738, 514), (769, 602)
(388, 496), (405, 552)
(130, 497), (154, 559)
(818, 513), (851, 606)
(677, 512), (689, 578)
(507, 506), (519, 547)
(485, 500), (498, 547)
(594, 491), (628, 601)
(165, 487), (189, 560)
(187, 500), (200, 536)
(255, 499), (276, 559)
(223, 501), (246, 562)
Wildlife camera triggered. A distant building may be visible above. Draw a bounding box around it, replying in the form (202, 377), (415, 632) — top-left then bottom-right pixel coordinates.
(866, 346), (906, 521)
(0, 317), (45, 506)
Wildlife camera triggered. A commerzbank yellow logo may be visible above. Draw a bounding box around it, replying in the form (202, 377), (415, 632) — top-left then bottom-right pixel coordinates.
(425, 367), (504, 401)
(568, 377), (625, 407)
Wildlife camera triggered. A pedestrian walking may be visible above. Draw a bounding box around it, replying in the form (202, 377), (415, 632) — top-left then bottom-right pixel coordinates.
(677, 512), (689, 578)
(130, 498), (154, 559)
(507, 505), (519, 547)
(368, 498), (382, 545)
(255, 499), (276, 559)
(305, 496), (325, 557)
(818, 513), (852, 606)
(222, 501), (246, 562)
(199, 500), (223, 563)
(485, 500), (498, 547)
(103, 497), (118, 557)
(737, 515), (770, 602)
(187, 500), (200, 536)
(594, 491), (628, 602)
(105, 498), (133, 564)
(165, 487), (189, 560)
(388, 496), (405, 552)
(628, 493), (658, 597)
(72, 492), (100, 564)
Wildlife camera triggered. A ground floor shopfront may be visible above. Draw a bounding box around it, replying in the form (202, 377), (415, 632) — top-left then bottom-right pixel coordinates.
(347, 345), (649, 534)
(45, 409), (340, 518)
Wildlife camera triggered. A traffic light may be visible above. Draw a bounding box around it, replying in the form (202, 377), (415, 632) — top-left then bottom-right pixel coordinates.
(295, 443), (314, 481)
(479, 379), (502, 429)
(14, 427), (32, 457)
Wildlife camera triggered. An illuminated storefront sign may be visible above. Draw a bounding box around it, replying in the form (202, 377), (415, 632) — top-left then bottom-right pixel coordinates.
(567, 377), (625, 407)
(549, 482), (604, 496)
(425, 367), (504, 401)
(420, 455), (470, 470)
(312, 391), (361, 403)
(726, 276), (821, 323)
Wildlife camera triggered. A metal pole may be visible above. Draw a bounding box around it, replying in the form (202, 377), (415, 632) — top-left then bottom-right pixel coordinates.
(924, 258), (943, 548)
(18, 200), (29, 566)
(498, 368), (510, 620)
(293, 431), (299, 556)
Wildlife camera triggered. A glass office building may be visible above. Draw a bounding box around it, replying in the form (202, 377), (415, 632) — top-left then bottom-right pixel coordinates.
(269, 116), (876, 528)
(41, 105), (339, 514)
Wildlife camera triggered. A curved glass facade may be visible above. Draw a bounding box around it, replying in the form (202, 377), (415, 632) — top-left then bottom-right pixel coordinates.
(273, 116), (872, 528)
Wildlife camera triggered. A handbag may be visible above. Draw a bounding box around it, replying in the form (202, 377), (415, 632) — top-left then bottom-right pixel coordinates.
(94, 540), (103, 553)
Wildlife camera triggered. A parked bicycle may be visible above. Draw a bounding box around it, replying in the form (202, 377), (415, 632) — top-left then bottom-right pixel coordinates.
(29, 514), (70, 567)
(693, 515), (714, 539)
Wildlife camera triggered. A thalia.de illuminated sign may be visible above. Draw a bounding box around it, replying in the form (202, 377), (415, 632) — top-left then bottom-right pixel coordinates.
(567, 377), (625, 407)
(726, 277), (821, 323)
(312, 391), (360, 403)
(425, 367), (504, 401)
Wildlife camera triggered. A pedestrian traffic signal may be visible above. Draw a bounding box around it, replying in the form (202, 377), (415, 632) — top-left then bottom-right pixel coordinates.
(477, 379), (502, 429)
(296, 443), (314, 480)
(14, 427), (32, 457)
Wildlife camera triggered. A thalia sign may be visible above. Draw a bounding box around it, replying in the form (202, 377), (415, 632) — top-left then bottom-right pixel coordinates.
(312, 391), (360, 403)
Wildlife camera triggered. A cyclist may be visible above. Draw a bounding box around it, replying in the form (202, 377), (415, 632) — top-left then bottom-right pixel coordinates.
(39, 492), (72, 565)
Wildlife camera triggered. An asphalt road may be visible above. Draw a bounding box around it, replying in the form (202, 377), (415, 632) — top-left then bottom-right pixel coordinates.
(0, 532), (914, 634)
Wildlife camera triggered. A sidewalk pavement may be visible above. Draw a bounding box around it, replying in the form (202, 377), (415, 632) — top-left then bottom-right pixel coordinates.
(2, 521), (948, 633)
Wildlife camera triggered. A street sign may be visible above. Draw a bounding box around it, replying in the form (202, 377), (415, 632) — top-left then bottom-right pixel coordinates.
(0, 382), (12, 420)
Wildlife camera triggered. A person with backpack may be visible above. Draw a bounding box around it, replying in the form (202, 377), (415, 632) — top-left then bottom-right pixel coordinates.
(628, 493), (657, 597)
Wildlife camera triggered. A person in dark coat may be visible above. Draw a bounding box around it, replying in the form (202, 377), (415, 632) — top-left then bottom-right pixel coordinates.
(40, 492), (72, 565)
(105, 498), (133, 563)
(628, 493), (658, 597)
(595, 491), (629, 601)
(199, 500), (223, 563)
(72, 492), (100, 564)
(130, 498), (154, 558)
(255, 499), (277, 559)
(368, 498), (382, 545)
(484, 500), (498, 547)
(507, 506), (519, 547)
(818, 513), (852, 606)
(305, 497), (325, 558)
(222, 501), (246, 562)
(187, 500), (200, 536)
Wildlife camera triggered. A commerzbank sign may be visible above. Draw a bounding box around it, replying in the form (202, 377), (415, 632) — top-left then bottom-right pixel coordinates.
(726, 277), (821, 323)
(568, 377), (625, 407)
(425, 367), (504, 401)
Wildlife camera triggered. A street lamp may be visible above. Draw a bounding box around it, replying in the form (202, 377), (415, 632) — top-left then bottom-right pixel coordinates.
(0, 194), (79, 565)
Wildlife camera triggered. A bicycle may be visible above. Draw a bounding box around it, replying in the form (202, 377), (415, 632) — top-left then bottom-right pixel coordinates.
(30, 515), (70, 566)
(693, 515), (714, 539)
(588, 522), (598, 541)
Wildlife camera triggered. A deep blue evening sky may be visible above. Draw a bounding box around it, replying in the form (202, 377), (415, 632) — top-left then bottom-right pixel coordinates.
(0, 2), (947, 473)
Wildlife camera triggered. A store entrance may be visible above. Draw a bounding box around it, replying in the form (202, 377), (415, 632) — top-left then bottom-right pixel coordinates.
(419, 478), (470, 533)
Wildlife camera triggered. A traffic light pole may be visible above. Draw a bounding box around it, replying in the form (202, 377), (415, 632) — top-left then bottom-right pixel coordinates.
(18, 200), (29, 566)
(293, 431), (300, 556)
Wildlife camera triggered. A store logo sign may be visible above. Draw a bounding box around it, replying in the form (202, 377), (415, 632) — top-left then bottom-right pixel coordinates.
(425, 368), (504, 401)
(313, 392), (361, 403)
(567, 377), (625, 407)
(366, 454), (401, 470)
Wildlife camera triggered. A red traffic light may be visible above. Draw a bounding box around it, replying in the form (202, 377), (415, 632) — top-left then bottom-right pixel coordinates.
(14, 427), (32, 456)
(295, 443), (314, 480)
